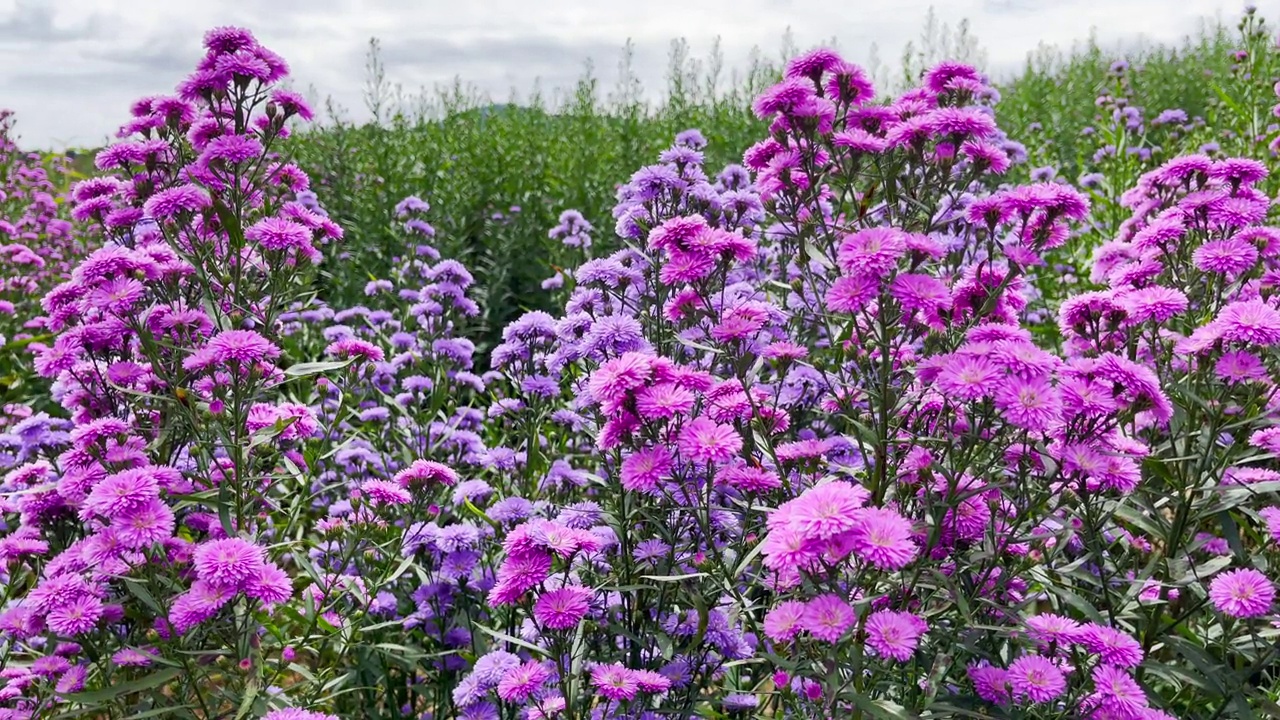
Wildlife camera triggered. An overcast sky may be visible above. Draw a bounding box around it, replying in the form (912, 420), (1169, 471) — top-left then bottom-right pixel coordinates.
(0, 0), (1274, 149)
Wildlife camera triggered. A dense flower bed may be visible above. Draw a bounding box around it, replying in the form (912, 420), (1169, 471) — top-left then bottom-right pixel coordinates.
(0, 19), (1279, 720)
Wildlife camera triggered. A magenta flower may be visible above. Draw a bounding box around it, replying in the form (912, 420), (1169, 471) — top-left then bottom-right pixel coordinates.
(1193, 237), (1258, 275)
(675, 417), (742, 464)
(46, 595), (105, 636)
(1025, 613), (1083, 646)
(394, 459), (458, 488)
(968, 662), (1011, 704)
(787, 481), (867, 540)
(1209, 568), (1275, 618)
(619, 446), (673, 494)
(496, 661), (552, 703)
(1214, 299), (1280, 346)
(184, 329), (281, 372)
(192, 537), (267, 590)
(849, 507), (918, 570)
(590, 663), (641, 701)
(112, 498), (176, 549)
(245, 217), (313, 252)
(864, 610), (926, 661)
(1077, 624), (1144, 668)
(800, 593), (855, 643)
(1007, 655), (1066, 703)
(84, 468), (160, 519)
(325, 338), (385, 362)
(763, 600), (808, 643)
(262, 710), (339, 720)
(533, 585), (593, 630)
(360, 479), (411, 506)
(1087, 665), (1149, 718)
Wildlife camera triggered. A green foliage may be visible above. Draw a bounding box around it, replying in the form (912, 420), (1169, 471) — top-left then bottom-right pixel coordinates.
(287, 40), (775, 353)
(285, 10), (1255, 356)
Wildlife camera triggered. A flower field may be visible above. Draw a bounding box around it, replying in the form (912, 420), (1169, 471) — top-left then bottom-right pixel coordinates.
(2, 8), (1280, 720)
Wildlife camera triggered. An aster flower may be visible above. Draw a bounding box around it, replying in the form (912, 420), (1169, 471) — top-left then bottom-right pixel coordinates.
(1077, 624), (1144, 667)
(676, 417), (742, 464)
(763, 600), (807, 643)
(1214, 300), (1280, 346)
(1006, 655), (1066, 703)
(1194, 237), (1258, 275)
(1209, 568), (1275, 618)
(394, 459), (458, 488)
(800, 594), (855, 642)
(837, 227), (907, 277)
(533, 585), (593, 630)
(849, 507), (918, 570)
(1025, 613), (1083, 646)
(192, 537), (267, 589)
(184, 329), (281, 372)
(620, 446), (673, 494)
(496, 661), (552, 703)
(46, 595), (105, 636)
(994, 374), (1061, 433)
(360, 479), (411, 506)
(262, 711), (339, 720)
(590, 663), (641, 701)
(1087, 665), (1149, 718)
(864, 610), (927, 661)
(112, 498), (176, 549)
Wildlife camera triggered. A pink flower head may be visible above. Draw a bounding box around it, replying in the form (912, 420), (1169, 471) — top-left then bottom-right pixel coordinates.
(850, 506), (918, 570)
(864, 610), (927, 661)
(786, 481), (868, 540)
(837, 227), (907, 278)
(968, 662), (1011, 703)
(1006, 655), (1066, 703)
(533, 585), (593, 630)
(591, 662), (641, 701)
(1087, 665), (1149, 718)
(1209, 568), (1275, 618)
(184, 329), (281, 372)
(1025, 613), (1083, 646)
(676, 417), (742, 465)
(1077, 624), (1144, 668)
(192, 537), (267, 590)
(620, 446), (673, 493)
(825, 274), (880, 313)
(263, 710), (340, 720)
(994, 374), (1061, 433)
(169, 580), (235, 633)
(924, 61), (981, 94)
(360, 479), (411, 506)
(394, 459), (458, 488)
(496, 660), (552, 703)
(784, 47), (844, 82)
(588, 352), (654, 411)
(1194, 236), (1259, 275)
(1214, 299), (1280, 346)
(326, 338), (384, 362)
(84, 468), (161, 520)
(801, 593), (856, 642)
(763, 600), (808, 643)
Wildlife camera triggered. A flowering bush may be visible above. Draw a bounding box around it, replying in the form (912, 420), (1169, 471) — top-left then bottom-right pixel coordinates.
(2, 14), (1280, 720)
(0, 111), (88, 414)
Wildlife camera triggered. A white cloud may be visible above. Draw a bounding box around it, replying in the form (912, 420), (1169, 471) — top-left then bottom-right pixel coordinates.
(0, 0), (1270, 148)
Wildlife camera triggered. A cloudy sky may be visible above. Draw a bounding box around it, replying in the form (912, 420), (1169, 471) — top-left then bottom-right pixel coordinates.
(0, 0), (1273, 149)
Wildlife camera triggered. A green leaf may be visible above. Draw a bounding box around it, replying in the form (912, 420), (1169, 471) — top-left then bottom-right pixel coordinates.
(639, 572), (707, 583)
(284, 359), (354, 377)
(233, 679), (260, 720)
(473, 624), (550, 658)
(64, 668), (183, 704)
(124, 706), (197, 719)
